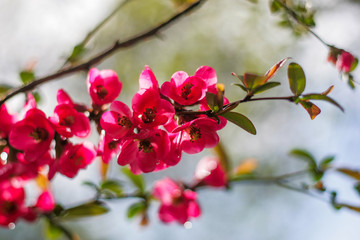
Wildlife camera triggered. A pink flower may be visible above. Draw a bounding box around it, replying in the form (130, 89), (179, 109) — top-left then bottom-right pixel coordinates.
(173, 117), (223, 154)
(0, 180), (27, 226)
(9, 109), (54, 162)
(100, 101), (134, 139)
(117, 129), (170, 174)
(194, 66), (218, 93)
(160, 71), (207, 105)
(336, 51), (357, 73)
(49, 104), (90, 138)
(194, 156), (227, 188)
(87, 68), (122, 106)
(132, 66), (174, 129)
(0, 104), (16, 138)
(97, 133), (121, 164)
(153, 178), (201, 224)
(35, 190), (55, 212)
(58, 142), (97, 178)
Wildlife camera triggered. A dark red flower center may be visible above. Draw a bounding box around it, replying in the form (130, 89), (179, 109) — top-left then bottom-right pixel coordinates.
(2, 201), (17, 214)
(59, 115), (75, 127)
(141, 107), (157, 124)
(181, 83), (194, 100)
(117, 116), (133, 128)
(96, 85), (108, 99)
(189, 125), (201, 142)
(29, 127), (49, 142)
(108, 141), (118, 150)
(138, 139), (153, 153)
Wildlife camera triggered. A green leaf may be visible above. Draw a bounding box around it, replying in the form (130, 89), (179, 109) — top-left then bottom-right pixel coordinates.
(336, 168), (360, 181)
(100, 180), (123, 197)
(60, 201), (109, 220)
(83, 181), (99, 191)
(19, 70), (35, 84)
(45, 221), (63, 240)
(243, 73), (267, 90)
(220, 111), (256, 135)
(122, 168), (145, 193)
(270, 0), (282, 13)
(206, 92), (218, 112)
(350, 58), (358, 72)
(127, 201), (146, 219)
(354, 183), (360, 196)
(289, 149), (316, 167)
(0, 84), (12, 96)
(301, 94), (344, 112)
(287, 62), (306, 96)
(67, 44), (87, 63)
(232, 83), (248, 92)
(252, 82), (281, 95)
(320, 156), (335, 169)
(299, 100), (321, 120)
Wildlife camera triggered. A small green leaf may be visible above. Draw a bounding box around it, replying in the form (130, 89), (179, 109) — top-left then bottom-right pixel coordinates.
(252, 82), (281, 95)
(300, 100), (321, 120)
(232, 83), (248, 92)
(220, 111), (256, 135)
(67, 44), (87, 63)
(127, 201), (146, 219)
(19, 70), (35, 84)
(206, 92), (218, 112)
(60, 201), (109, 220)
(350, 58), (358, 72)
(270, 0), (281, 13)
(45, 221), (63, 240)
(83, 181), (99, 191)
(288, 62), (306, 96)
(100, 180), (123, 197)
(301, 94), (344, 112)
(289, 149), (316, 167)
(243, 73), (267, 90)
(320, 156), (335, 169)
(0, 84), (12, 96)
(122, 168), (145, 193)
(354, 183), (360, 196)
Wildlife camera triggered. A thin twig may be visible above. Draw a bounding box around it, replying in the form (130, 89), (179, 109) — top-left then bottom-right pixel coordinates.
(0, 0), (205, 107)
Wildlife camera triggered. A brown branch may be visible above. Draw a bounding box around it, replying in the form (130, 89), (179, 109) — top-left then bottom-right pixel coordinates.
(0, 0), (205, 107)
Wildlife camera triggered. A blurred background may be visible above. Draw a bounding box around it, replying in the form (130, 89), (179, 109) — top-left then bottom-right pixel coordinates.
(1, 0), (360, 239)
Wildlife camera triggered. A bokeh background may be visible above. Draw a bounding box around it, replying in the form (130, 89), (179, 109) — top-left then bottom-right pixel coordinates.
(1, 0), (360, 239)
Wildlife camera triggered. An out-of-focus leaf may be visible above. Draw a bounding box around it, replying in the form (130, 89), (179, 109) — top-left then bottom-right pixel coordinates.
(288, 62), (306, 96)
(321, 85), (334, 96)
(233, 158), (257, 176)
(220, 111), (256, 135)
(252, 82), (281, 95)
(300, 100), (321, 120)
(347, 74), (356, 89)
(122, 168), (145, 193)
(32, 91), (41, 104)
(83, 181), (99, 191)
(127, 201), (146, 219)
(319, 156), (335, 170)
(232, 83), (248, 92)
(337, 168), (360, 181)
(19, 70), (35, 84)
(206, 92), (219, 112)
(67, 44), (87, 63)
(289, 149), (316, 167)
(0, 84), (12, 96)
(301, 94), (344, 112)
(100, 180), (123, 197)
(60, 201), (109, 220)
(354, 183), (360, 196)
(45, 221), (63, 240)
(350, 58), (358, 72)
(270, 0), (282, 13)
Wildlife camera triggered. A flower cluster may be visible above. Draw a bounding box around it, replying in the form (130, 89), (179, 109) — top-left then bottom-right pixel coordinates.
(0, 65), (227, 226)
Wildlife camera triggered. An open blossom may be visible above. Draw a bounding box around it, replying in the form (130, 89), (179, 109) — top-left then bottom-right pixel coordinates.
(132, 66), (174, 129)
(87, 68), (122, 106)
(117, 129), (170, 174)
(57, 142), (97, 178)
(49, 103), (90, 138)
(160, 71), (207, 105)
(100, 101), (134, 139)
(9, 109), (54, 162)
(194, 156), (227, 187)
(173, 117), (223, 154)
(153, 178), (201, 224)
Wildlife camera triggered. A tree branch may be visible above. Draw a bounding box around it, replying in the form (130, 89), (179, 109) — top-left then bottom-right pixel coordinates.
(0, 0), (205, 107)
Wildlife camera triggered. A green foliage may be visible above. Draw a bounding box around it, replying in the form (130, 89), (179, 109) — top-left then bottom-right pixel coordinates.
(220, 111), (256, 135)
(127, 201), (147, 219)
(67, 44), (87, 64)
(301, 94), (344, 112)
(60, 201), (109, 220)
(100, 179), (123, 197)
(288, 62), (306, 96)
(122, 168), (145, 193)
(289, 149), (324, 181)
(45, 221), (63, 240)
(19, 70), (35, 84)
